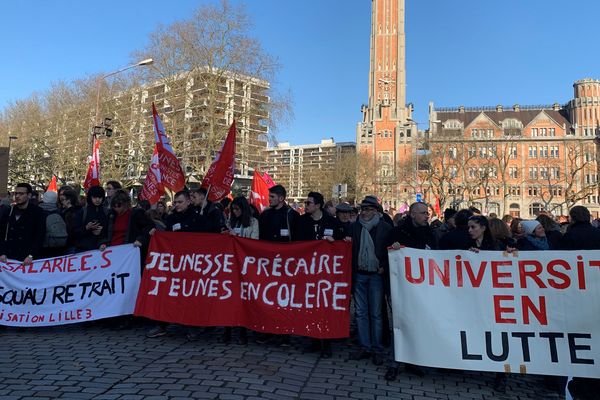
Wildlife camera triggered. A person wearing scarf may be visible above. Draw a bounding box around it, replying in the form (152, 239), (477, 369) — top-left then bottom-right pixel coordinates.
(517, 220), (551, 250)
(349, 195), (392, 367)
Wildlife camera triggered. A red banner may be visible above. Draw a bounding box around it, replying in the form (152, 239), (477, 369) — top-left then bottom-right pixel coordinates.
(134, 232), (352, 338)
(201, 121), (236, 202)
(83, 138), (101, 190)
(152, 103), (185, 192)
(139, 145), (164, 204)
(249, 170), (276, 212)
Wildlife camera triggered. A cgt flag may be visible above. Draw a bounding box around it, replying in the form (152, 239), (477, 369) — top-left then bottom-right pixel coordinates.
(201, 121), (237, 202)
(250, 170), (276, 212)
(139, 145), (164, 204)
(152, 103), (185, 192)
(83, 138), (101, 190)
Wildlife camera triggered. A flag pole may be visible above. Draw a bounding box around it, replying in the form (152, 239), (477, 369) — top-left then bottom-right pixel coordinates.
(201, 184), (211, 215)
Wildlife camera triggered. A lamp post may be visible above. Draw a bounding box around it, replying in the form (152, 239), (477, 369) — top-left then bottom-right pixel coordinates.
(7, 136), (17, 191)
(91, 58), (154, 151)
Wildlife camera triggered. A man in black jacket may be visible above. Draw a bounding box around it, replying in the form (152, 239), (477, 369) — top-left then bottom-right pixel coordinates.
(258, 185), (300, 242)
(167, 191), (202, 232)
(0, 183), (45, 263)
(384, 201), (433, 380)
(297, 191), (343, 358)
(438, 209), (474, 250)
(190, 188), (226, 233)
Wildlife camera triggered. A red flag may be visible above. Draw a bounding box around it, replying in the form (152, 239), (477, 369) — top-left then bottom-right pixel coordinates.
(152, 103), (185, 192)
(250, 170), (276, 212)
(201, 121), (237, 202)
(434, 196), (441, 218)
(84, 138), (101, 190)
(47, 175), (57, 192)
(139, 145), (164, 205)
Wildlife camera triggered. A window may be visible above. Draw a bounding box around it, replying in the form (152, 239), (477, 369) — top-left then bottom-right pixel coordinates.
(529, 146), (537, 158)
(448, 147), (457, 159)
(550, 146), (559, 158)
(509, 167), (518, 179)
(529, 167), (538, 180)
(468, 147), (477, 158)
(540, 167), (548, 179)
(539, 146), (548, 158)
(509, 186), (521, 196)
(529, 203), (544, 216)
(468, 168), (476, 179)
(540, 128), (547, 137)
(551, 167), (560, 179)
(487, 129), (494, 138)
(528, 186), (539, 196)
(450, 166), (458, 178)
(472, 129), (478, 138)
(531, 128), (538, 137)
(549, 128), (556, 137)
(509, 146), (518, 158)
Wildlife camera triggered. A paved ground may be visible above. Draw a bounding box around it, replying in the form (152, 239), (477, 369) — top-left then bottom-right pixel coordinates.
(0, 321), (564, 400)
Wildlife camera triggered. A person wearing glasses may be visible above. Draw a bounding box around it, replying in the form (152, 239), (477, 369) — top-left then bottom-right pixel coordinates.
(0, 183), (46, 264)
(297, 191), (344, 358)
(348, 195), (392, 367)
(384, 201), (435, 380)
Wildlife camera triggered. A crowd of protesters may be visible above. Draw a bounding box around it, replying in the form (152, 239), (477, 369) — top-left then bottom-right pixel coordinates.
(1, 181), (599, 399)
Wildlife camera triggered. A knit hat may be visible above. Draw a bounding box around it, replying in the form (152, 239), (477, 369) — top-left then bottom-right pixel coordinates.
(43, 191), (58, 204)
(521, 220), (541, 236)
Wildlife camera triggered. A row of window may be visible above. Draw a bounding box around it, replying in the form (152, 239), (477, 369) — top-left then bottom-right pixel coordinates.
(470, 127), (557, 138)
(447, 186), (564, 197)
(528, 167), (561, 180)
(528, 146), (560, 158)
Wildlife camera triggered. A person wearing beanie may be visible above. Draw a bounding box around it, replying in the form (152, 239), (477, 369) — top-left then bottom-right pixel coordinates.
(516, 219), (550, 250)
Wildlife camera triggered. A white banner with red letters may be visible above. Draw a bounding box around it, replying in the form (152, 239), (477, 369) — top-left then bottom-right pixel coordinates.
(0, 244), (140, 326)
(388, 247), (600, 378)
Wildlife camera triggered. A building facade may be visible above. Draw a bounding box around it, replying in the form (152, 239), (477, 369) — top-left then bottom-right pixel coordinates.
(426, 78), (600, 218)
(356, 0), (418, 207)
(265, 139), (356, 203)
(6, 69), (271, 191)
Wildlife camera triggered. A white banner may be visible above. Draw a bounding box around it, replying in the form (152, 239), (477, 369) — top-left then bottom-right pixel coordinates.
(0, 244), (141, 326)
(388, 248), (600, 378)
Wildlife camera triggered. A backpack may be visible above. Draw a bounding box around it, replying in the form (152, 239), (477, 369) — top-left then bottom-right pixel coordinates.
(45, 211), (68, 248)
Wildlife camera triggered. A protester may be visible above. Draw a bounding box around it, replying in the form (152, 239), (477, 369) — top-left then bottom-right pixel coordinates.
(488, 217), (516, 249)
(227, 196), (259, 240)
(432, 208), (456, 248)
(438, 209), (473, 250)
(536, 214), (562, 250)
(72, 185), (108, 252)
(39, 190), (68, 258)
(509, 217), (525, 241)
(256, 184), (300, 346)
(297, 191), (343, 358)
(0, 183), (45, 263)
(349, 195), (392, 367)
(190, 187), (227, 233)
(560, 205), (600, 250)
(335, 202), (353, 237)
(516, 220), (551, 250)
(384, 201), (433, 380)
(60, 188), (82, 254)
(104, 180), (122, 212)
(467, 215), (502, 251)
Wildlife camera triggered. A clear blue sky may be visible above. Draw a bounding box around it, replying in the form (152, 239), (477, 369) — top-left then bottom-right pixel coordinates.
(2, 1), (599, 145)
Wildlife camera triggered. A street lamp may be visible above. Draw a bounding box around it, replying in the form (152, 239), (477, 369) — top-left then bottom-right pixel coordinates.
(7, 136), (17, 190)
(91, 58), (154, 150)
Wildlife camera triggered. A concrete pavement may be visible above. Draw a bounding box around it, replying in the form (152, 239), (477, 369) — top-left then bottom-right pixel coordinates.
(0, 322), (563, 399)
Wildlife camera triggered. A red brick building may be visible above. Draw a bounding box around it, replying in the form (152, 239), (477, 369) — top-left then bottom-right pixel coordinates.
(426, 79), (600, 218)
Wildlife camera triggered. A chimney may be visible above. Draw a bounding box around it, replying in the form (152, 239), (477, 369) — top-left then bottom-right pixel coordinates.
(496, 105), (503, 112)
(513, 104), (520, 112)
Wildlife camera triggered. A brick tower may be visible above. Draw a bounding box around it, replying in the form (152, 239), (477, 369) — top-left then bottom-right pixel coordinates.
(357, 0), (415, 207)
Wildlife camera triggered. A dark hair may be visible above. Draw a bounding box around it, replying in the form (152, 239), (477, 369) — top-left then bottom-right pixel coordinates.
(536, 214), (557, 232)
(174, 190), (190, 200)
(269, 184), (286, 198)
(468, 206), (481, 215)
(488, 217), (511, 241)
(16, 183), (33, 194)
(61, 188), (79, 208)
(409, 201), (427, 213)
(502, 214), (514, 224)
(230, 196), (252, 228)
(444, 208), (457, 221)
(192, 187), (208, 196)
(31, 190), (39, 199)
(454, 209), (474, 228)
(510, 218), (523, 236)
(137, 199), (151, 211)
(110, 189), (131, 208)
(156, 200), (166, 211)
(221, 197), (232, 208)
(87, 185), (106, 200)
(468, 215), (494, 244)
(58, 185), (74, 196)
(106, 180), (122, 190)
(570, 205), (591, 224)
(307, 191), (324, 208)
